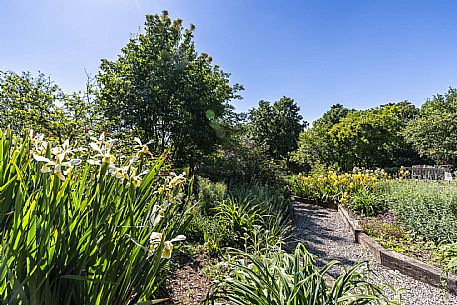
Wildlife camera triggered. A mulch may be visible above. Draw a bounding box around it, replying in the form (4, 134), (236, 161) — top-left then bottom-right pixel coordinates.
(162, 252), (215, 305)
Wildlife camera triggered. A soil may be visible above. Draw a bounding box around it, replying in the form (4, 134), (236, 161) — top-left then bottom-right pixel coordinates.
(162, 251), (214, 305)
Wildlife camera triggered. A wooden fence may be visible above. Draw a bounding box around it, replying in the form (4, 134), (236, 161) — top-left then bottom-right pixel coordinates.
(410, 166), (452, 180)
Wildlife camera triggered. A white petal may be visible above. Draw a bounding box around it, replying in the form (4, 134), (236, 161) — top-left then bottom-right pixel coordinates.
(152, 214), (163, 226)
(139, 169), (150, 176)
(149, 232), (162, 242)
(62, 139), (70, 149)
(134, 137), (142, 145)
(87, 159), (101, 166)
(69, 159), (82, 166)
(33, 155), (52, 163)
(89, 142), (101, 153)
(170, 235), (186, 243)
(51, 147), (62, 155)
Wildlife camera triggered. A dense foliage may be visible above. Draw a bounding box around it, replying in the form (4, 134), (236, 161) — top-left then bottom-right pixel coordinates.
(209, 244), (397, 305)
(0, 71), (102, 143)
(404, 88), (457, 166)
(5, 9), (457, 303)
(248, 97), (306, 161)
(97, 11), (242, 172)
(0, 130), (191, 304)
(381, 180), (457, 244)
(186, 178), (292, 256)
(290, 169), (389, 216)
(292, 102), (421, 171)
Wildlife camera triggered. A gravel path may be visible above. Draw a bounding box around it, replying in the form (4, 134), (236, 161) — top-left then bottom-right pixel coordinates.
(291, 203), (457, 305)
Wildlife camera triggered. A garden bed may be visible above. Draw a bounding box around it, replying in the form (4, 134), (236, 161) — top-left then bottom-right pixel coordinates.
(338, 204), (457, 295)
(292, 194), (457, 295)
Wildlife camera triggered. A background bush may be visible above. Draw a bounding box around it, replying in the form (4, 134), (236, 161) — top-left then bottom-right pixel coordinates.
(383, 180), (457, 244)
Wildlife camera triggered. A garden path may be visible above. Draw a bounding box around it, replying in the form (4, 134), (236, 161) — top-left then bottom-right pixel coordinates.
(292, 203), (457, 305)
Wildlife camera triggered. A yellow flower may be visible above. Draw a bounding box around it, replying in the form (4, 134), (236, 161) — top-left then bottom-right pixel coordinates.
(161, 241), (173, 259)
(132, 176), (142, 188)
(102, 154), (116, 164)
(148, 232), (186, 259)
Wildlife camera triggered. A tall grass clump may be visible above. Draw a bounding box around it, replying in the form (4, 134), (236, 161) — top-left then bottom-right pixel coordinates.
(208, 244), (397, 305)
(186, 179), (291, 255)
(0, 129), (192, 305)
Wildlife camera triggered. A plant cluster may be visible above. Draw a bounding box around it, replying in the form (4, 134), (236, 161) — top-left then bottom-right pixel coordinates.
(291, 102), (423, 171)
(384, 180), (457, 244)
(186, 179), (291, 257)
(354, 180), (457, 271)
(0, 129), (191, 304)
(290, 170), (388, 216)
(208, 244), (399, 305)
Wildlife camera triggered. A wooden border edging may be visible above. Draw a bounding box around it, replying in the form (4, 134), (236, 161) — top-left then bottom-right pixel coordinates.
(337, 205), (457, 295)
(292, 196), (457, 295)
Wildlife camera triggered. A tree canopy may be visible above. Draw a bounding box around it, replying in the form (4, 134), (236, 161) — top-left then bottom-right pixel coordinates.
(404, 88), (457, 165)
(292, 102), (421, 171)
(0, 71), (101, 143)
(97, 11), (242, 170)
(248, 97), (306, 160)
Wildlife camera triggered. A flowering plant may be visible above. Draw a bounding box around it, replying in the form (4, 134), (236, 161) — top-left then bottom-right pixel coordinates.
(0, 129), (191, 304)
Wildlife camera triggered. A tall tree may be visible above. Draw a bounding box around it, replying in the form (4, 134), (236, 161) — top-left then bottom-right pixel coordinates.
(404, 88), (457, 165)
(292, 102), (421, 171)
(0, 71), (100, 142)
(0, 71), (64, 137)
(290, 104), (351, 171)
(248, 97), (306, 160)
(97, 12), (242, 171)
(327, 103), (416, 169)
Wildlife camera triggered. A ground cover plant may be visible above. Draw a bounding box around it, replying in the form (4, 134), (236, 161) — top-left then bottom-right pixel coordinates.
(359, 180), (457, 270)
(0, 129), (192, 304)
(185, 178), (292, 256)
(208, 244), (399, 305)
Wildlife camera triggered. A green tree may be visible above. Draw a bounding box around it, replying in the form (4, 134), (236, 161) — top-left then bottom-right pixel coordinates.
(292, 102), (421, 171)
(0, 71), (101, 143)
(404, 88), (457, 165)
(248, 97), (306, 160)
(328, 102), (419, 170)
(290, 104), (351, 171)
(0, 71), (64, 137)
(97, 12), (242, 172)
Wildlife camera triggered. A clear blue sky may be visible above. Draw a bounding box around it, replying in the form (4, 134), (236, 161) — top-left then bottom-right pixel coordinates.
(2, 0), (457, 123)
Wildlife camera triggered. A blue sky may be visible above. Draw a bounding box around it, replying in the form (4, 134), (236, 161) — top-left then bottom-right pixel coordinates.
(1, 0), (457, 123)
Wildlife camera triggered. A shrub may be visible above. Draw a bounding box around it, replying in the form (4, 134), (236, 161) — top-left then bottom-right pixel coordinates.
(289, 170), (386, 215)
(186, 180), (291, 255)
(196, 176), (227, 215)
(385, 180), (457, 243)
(0, 130), (191, 304)
(348, 188), (388, 216)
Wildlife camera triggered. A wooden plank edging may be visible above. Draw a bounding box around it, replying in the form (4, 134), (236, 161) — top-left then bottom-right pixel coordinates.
(292, 197), (457, 294)
(336, 205), (457, 295)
